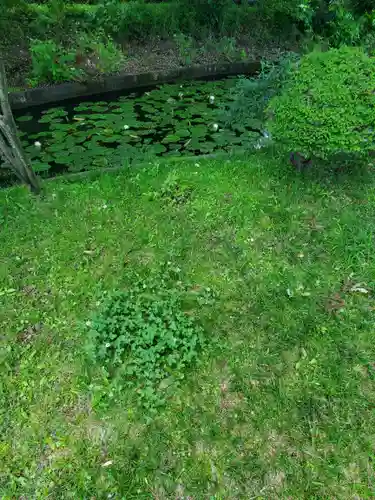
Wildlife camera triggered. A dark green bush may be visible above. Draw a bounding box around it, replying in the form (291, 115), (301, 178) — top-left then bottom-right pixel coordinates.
(226, 54), (298, 131)
(28, 34), (124, 86)
(220, 3), (258, 36)
(90, 1), (179, 40)
(267, 47), (375, 160)
(178, 0), (232, 34)
(28, 40), (83, 85)
(29, 1), (92, 41)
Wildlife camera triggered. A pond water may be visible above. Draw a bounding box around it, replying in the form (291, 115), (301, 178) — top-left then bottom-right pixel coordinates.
(10, 78), (261, 181)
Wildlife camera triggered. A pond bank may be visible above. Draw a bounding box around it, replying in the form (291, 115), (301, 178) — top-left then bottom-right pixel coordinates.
(10, 61), (260, 110)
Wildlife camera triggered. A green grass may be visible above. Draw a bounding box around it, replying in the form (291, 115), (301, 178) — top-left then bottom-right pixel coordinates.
(1, 153), (375, 497)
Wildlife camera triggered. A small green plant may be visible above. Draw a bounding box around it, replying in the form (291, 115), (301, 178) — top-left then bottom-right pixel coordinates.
(217, 36), (239, 62)
(147, 173), (193, 205)
(28, 40), (83, 86)
(76, 30), (125, 75)
(87, 275), (206, 410)
(174, 33), (196, 65)
(267, 46), (375, 161)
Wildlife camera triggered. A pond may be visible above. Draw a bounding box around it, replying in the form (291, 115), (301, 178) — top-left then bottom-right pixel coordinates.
(11, 78), (262, 182)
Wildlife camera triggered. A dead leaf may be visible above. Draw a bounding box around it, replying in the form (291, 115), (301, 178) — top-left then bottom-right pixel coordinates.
(326, 293), (345, 314)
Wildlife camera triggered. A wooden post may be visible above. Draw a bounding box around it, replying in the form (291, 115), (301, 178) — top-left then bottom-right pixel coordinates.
(0, 60), (41, 193)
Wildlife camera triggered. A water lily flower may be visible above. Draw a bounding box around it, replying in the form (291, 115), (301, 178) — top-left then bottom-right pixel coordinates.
(212, 123), (219, 132)
(123, 125), (130, 130)
(209, 95), (215, 104)
(34, 141), (41, 148)
(262, 130), (271, 139)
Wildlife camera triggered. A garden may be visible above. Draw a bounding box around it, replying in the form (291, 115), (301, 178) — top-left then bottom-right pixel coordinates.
(1, 0), (375, 497)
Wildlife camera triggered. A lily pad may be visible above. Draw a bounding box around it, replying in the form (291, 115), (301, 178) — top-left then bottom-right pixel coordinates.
(162, 134), (181, 143)
(17, 115), (33, 122)
(32, 162), (51, 172)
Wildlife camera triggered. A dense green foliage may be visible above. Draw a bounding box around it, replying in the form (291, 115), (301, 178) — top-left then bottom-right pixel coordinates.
(28, 34), (123, 85)
(88, 276), (206, 411)
(226, 54), (298, 131)
(29, 41), (82, 85)
(3, 0), (375, 88)
(267, 47), (375, 160)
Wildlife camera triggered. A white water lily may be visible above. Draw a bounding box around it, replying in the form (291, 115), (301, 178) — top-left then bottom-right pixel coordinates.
(262, 130), (271, 139)
(209, 95), (215, 104)
(212, 123), (219, 132)
(123, 125), (130, 130)
(34, 141), (41, 148)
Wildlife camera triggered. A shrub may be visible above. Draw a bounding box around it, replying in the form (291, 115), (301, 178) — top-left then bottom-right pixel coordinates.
(29, 0), (92, 42)
(28, 32), (124, 85)
(257, 0), (315, 28)
(76, 30), (125, 74)
(87, 276), (207, 410)
(322, 0), (365, 46)
(90, 0), (179, 40)
(267, 47), (375, 160)
(178, 0), (232, 34)
(28, 40), (83, 86)
(173, 33), (197, 65)
(225, 54), (298, 131)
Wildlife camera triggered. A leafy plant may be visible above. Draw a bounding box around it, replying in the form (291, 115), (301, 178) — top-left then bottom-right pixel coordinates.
(30, 0), (67, 42)
(90, 0), (178, 40)
(179, 0), (231, 33)
(173, 33), (196, 65)
(147, 172), (193, 205)
(28, 40), (83, 86)
(319, 0), (364, 46)
(76, 30), (125, 74)
(217, 36), (239, 62)
(267, 46), (375, 160)
(86, 275), (207, 410)
(226, 53), (298, 131)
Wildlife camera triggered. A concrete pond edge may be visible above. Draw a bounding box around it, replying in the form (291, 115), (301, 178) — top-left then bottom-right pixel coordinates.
(9, 61), (261, 111)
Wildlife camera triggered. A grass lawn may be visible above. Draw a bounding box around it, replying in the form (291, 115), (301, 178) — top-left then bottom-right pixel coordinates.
(1, 153), (375, 498)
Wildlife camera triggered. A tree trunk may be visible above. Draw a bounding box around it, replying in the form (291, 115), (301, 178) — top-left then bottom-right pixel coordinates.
(0, 60), (41, 194)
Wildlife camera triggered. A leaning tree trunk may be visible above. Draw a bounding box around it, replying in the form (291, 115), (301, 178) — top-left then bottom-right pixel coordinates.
(0, 60), (41, 193)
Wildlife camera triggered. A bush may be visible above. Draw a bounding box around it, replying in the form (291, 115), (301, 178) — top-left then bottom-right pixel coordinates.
(90, 0), (179, 40)
(267, 47), (375, 160)
(28, 40), (82, 85)
(29, 0), (92, 42)
(28, 34), (124, 85)
(257, 0), (315, 29)
(76, 30), (125, 74)
(226, 54), (298, 131)
(87, 277), (206, 410)
(178, 0), (232, 33)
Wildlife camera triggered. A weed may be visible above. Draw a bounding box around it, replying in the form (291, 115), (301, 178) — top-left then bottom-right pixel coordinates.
(174, 33), (197, 66)
(147, 173), (193, 205)
(28, 40), (83, 86)
(86, 273), (206, 412)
